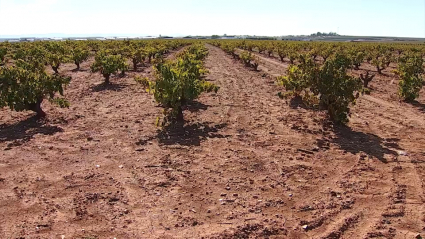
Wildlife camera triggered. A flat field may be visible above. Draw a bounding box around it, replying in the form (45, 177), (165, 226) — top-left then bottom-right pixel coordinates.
(1, 43), (425, 238)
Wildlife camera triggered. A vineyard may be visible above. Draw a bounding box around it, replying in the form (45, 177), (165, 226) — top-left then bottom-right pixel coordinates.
(0, 39), (425, 238)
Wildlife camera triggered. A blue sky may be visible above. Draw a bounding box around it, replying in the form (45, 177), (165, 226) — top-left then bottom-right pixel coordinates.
(0, 0), (424, 37)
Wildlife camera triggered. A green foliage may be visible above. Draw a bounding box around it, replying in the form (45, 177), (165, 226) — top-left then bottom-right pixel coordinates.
(277, 55), (317, 101)
(136, 43), (218, 126)
(348, 50), (365, 70)
(313, 54), (362, 124)
(257, 44), (267, 54)
(129, 46), (146, 71)
(309, 48), (319, 61)
(239, 51), (262, 70)
(71, 47), (90, 70)
(0, 47), (7, 65)
(383, 51), (394, 67)
(276, 45), (287, 62)
(245, 42), (254, 52)
(371, 57), (386, 74)
(320, 46), (335, 62)
(13, 46), (47, 72)
(88, 41), (101, 52)
(396, 54), (424, 102)
(0, 39), (190, 120)
(265, 43), (276, 57)
(221, 43), (238, 59)
(44, 42), (69, 74)
(146, 46), (159, 63)
(278, 53), (362, 124)
(250, 56), (262, 71)
(134, 76), (150, 88)
(91, 51), (128, 84)
(370, 47), (391, 75)
(287, 46), (301, 64)
(239, 51), (253, 66)
(0, 66), (70, 117)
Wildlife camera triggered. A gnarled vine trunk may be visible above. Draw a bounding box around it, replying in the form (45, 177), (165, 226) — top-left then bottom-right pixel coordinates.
(27, 98), (46, 118)
(75, 61), (80, 70)
(52, 65), (59, 74)
(176, 106), (184, 122)
(103, 74), (110, 84)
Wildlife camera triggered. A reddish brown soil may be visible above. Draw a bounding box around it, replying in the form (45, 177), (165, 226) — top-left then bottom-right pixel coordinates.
(1, 45), (425, 239)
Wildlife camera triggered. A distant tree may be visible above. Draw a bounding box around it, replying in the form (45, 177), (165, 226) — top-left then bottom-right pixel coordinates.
(310, 32), (339, 37)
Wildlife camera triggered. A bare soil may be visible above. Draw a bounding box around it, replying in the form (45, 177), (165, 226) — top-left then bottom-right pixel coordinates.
(0, 45), (424, 239)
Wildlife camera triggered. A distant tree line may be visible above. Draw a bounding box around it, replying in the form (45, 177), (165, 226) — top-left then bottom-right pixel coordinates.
(310, 32), (339, 37)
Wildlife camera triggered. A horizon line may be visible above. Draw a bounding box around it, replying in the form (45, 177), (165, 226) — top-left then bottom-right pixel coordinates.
(0, 34), (424, 40)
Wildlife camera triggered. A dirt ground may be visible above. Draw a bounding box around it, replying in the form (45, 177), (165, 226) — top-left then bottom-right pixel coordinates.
(0, 44), (424, 239)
